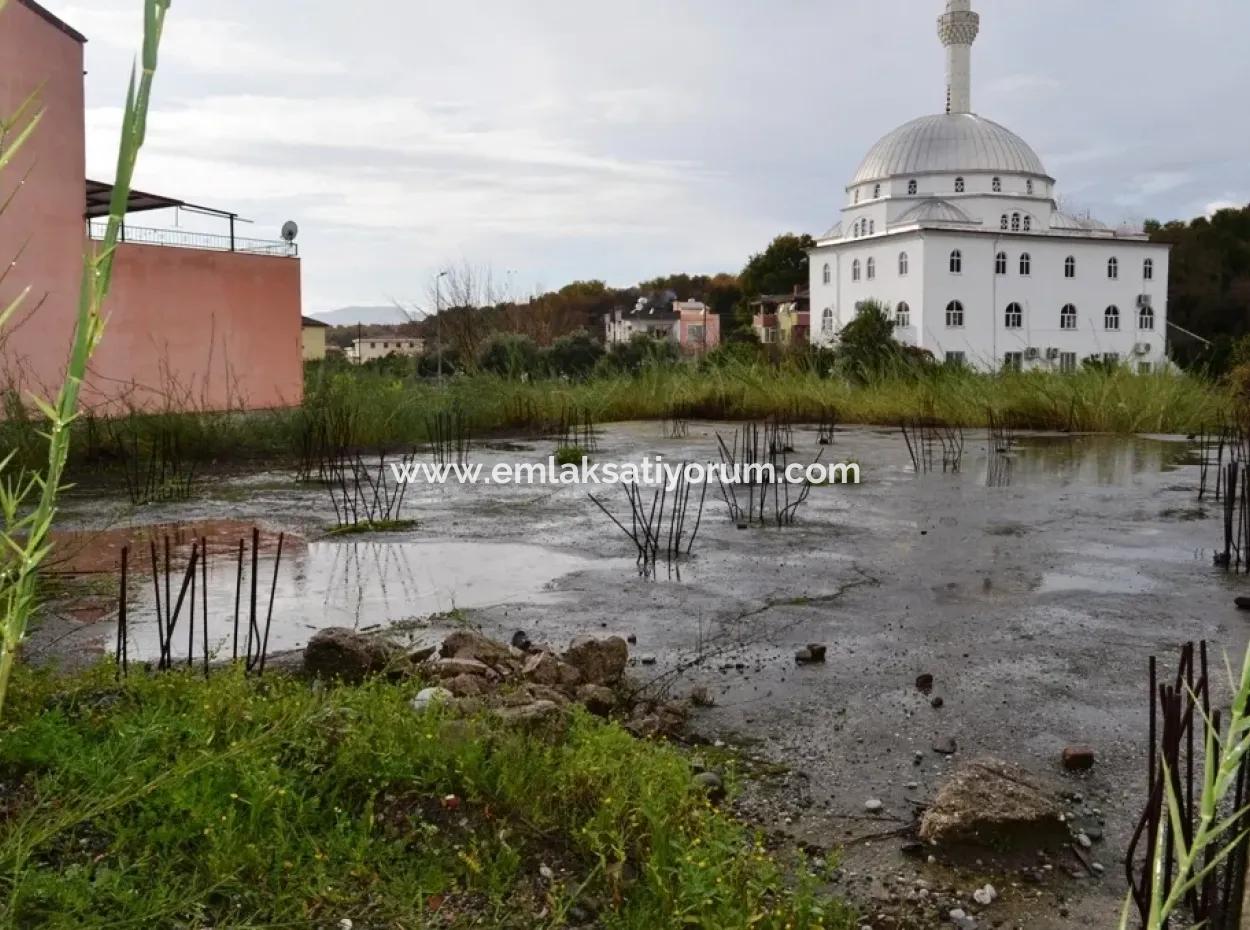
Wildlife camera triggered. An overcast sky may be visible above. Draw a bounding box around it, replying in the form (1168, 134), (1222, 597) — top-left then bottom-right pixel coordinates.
(51, 0), (1250, 313)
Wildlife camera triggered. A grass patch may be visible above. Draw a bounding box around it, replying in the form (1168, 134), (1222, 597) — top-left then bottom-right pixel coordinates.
(4, 360), (1228, 477)
(324, 518), (419, 537)
(0, 665), (854, 929)
(553, 446), (589, 468)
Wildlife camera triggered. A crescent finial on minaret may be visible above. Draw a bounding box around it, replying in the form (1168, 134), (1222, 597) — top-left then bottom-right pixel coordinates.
(938, 0), (980, 114)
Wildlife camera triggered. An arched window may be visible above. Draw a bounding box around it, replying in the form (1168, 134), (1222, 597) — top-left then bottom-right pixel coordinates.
(954, 176), (965, 193)
(899, 252), (909, 276)
(1019, 253), (1032, 275)
(1064, 256), (1076, 278)
(908, 179), (917, 195)
(1023, 216), (1032, 232)
(1060, 304), (1077, 330)
(1105, 305), (1121, 330)
(822, 263), (831, 285)
(873, 183), (881, 199)
(869, 219), (875, 235)
(866, 257), (876, 279)
(1139, 306), (1155, 330)
(992, 177), (1002, 192)
(1144, 258), (1154, 280)
(1026, 179), (1035, 195)
(1011, 213), (1021, 232)
(1000, 214), (1009, 230)
(1004, 302), (1023, 329)
(851, 259), (861, 282)
(950, 250), (963, 274)
(945, 301), (965, 328)
(1108, 257), (1119, 279)
(822, 307), (835, 334)
(854, 189), (860, 204)
(995, 252), (1007, 275)
(896, 302), (911, 327)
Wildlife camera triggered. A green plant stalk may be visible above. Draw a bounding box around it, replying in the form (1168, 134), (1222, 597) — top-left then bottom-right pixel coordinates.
(0, 0), (170, 721)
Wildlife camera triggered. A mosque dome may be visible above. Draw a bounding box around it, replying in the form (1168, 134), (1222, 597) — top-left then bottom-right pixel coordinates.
(849, 113), (1049, 188)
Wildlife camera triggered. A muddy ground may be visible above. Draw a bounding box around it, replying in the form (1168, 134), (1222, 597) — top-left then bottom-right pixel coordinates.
(30, 423), (1247, 929)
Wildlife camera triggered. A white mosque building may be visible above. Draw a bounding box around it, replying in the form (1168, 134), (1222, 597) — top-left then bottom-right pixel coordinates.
(809, 0), (1170, 372)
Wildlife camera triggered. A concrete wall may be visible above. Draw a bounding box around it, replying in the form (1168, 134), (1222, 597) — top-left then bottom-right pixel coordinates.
(88, 243), (304, 411)
(301, 324), (327, 361)
(0, 0), (86, 400)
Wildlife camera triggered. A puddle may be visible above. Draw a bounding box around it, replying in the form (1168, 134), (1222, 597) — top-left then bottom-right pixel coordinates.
(108, 541), (621, 661)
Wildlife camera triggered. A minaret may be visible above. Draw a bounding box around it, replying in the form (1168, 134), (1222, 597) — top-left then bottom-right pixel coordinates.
(937, 0), (980, 114)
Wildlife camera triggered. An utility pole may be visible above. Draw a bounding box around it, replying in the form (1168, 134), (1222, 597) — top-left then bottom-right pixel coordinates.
(436, 270), (449, 384)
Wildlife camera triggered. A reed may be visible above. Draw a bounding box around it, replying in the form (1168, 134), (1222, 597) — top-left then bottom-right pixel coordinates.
(0, 0), (169, 719)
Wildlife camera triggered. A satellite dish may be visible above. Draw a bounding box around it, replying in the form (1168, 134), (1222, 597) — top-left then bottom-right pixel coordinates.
(281, 220), (299, 242)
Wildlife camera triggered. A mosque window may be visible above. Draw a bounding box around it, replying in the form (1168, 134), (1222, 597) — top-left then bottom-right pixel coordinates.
(1004, 302), (1023, 329)
(945, 301), (965, 327)
(1060, 304), (1077, 330)
(852, 259), (861, 281)
(995, 252), (1007, 275)
(1064, 256), (1076, 278)
(822, 263), (831, 285)
(992, 177), (1002, 192)
(955, 177), (965, 193)
(899, 252), (909, 276)
(949, 250), (962, 274)
(1144, 258), (1154, 280)
(1019, 253), (1031, 275)
(1108, 257), (1119, 279)
(1105, 305), (1121, 330)
(866, 258), (876, 279)
(908, 179), (917, 195)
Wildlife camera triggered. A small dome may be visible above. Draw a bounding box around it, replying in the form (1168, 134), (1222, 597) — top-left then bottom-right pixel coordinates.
(892, 198), (977, 226)
(850, 113), (1048, 187)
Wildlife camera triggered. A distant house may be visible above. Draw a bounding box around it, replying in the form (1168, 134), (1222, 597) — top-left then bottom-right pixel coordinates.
(752, 288), (811, 346)
(604, 298), (719, 354)
(301, 316), (328, 361)
(349, 336), (424, 364)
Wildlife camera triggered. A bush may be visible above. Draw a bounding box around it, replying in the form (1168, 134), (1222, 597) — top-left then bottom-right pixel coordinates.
(544, 329), (604, 380)
(477, 333), (543, 379)
(600, 333), (682, 375)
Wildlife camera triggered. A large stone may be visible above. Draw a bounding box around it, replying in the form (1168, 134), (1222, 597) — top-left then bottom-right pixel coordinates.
(496, 700), (565, 725)
(303, 627), (399, 683)
(562, 635), (628, 685)
(919, 757), (1066, 848)
(444, 674), (488, 697)
(440, 630), (514, 665)
(523, 651), (582, 689)
(576, 684), (617, 716)
(432, 656), (493, 678)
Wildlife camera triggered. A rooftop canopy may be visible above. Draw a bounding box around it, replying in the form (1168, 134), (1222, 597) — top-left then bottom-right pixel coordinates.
(84, 179), (238, 221)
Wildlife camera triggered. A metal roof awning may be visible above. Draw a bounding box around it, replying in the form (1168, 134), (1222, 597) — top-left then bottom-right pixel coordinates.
(84, 179), (238, 221)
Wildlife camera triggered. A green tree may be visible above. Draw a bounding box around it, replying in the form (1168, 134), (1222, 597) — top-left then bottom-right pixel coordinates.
(835, 300), (904, 380)
(734, 233), (815, 334)
(477, 333), (542, 379)
(544, 329), (604, 380)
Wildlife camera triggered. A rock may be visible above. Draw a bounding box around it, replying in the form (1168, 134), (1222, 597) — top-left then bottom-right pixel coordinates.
(865, 798), (884, 813)
(626, 633), (638, 644)
(304, 627), (399, 683)
(1061, 746), (1096, 771)
(523, 651), (582, 689)
(1075, 832), (1092, 848)
(972, 883), (997, 905)
(526, 684), (572, 706)
(916, 673), (935, 692)
(639, 655), (657, 666)
(510, 630), (533, 652)
(693, 771), (726, 804)
(931, 696), (945, 709)
(1236, 597), (1250, 610)
(562, 635), (628, 685)
(575, 684), (616, 716)
(432, 656), (493, 678)
(410, 645), (436, 663)
(539, 863), (555, 881)
(795, 646), (826, 664)
(932, 737), (958, 756)
(625, 701), (687, 739)
(410, 686), (453, 713)
(444, 674), (488, 697)
(440, 630), (514, 664)
(496, 700), (564, 725)
(919, 757), (1067, 849)
(689, 685), (714, 707)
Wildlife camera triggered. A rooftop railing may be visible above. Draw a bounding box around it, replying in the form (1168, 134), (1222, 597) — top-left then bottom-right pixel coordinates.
(86, 220), (297, 257)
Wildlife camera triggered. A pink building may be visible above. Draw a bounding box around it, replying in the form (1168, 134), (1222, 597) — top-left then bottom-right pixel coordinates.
(604, 299), (721, 355)
(0, 0), (303, 413)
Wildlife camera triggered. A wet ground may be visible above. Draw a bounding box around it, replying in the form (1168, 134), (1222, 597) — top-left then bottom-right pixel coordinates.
(31, 423), (1248, 929)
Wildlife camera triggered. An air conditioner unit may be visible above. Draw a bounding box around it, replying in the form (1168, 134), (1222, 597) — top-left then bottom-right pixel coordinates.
(1045, 347), (1060, 360)
(1137, 294), (1153, 308)
(1134, 342), (1151, 355)
(1024, 347), (1040, 360)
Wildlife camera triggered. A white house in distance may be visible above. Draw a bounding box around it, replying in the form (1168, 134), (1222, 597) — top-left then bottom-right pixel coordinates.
(348, 336), (424, 364)
(809, 0), (1170, 373)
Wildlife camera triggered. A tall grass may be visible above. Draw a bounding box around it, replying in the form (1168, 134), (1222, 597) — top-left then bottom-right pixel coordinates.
(0, 0), (169, 718)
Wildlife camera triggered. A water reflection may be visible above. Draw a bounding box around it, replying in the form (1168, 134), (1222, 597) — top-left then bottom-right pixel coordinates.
(111, 541), (613, 660)
(979, 434), (1190, 487)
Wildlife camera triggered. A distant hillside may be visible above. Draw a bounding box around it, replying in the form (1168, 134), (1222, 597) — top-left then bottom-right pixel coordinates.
(311, 305), (411, 327)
